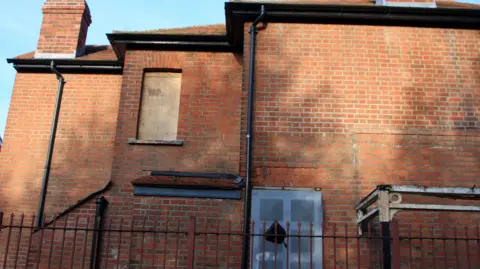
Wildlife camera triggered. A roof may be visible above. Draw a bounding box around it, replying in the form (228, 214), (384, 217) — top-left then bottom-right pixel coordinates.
(230, 0), (479, 8)
(9, 1), (480, 65)
(14, 45), (117, 61)
(436, 0), (480, 9)
(114, 23), (226, 35)
(231, 0), (375, 4)
(113, 1), (478, 35)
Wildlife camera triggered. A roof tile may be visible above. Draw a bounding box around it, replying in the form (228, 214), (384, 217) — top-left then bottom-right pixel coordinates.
(14, 45), (118, 61)
(113, 23), (226, 35)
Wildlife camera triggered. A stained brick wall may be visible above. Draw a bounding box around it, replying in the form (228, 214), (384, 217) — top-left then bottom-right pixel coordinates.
(104, 50), (244, 222)
(0, 73), (121, 214)
(1, 23), (479, 226)
(3, 24), (478, 225)
(1, 0), (480, 267)
(1, 15), (480, 269)
(244, 23), (480, 225)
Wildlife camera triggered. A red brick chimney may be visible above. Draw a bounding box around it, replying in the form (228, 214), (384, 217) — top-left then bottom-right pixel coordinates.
(35, 0), (92, 59)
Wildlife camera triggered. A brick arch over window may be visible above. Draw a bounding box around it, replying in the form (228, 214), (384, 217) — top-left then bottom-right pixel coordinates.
(144, 53), (185, 70)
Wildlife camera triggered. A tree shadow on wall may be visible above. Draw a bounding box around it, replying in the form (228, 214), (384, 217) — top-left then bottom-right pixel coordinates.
(43, 76), (118, 217)
(249, 26), (480, 230)
(388, 55), (480, 228)
(248, 24), (361, 228)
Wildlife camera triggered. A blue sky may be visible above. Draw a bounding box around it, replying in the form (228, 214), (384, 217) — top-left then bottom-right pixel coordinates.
(0, 0), (226, 138)
(0, 0), (478, 138)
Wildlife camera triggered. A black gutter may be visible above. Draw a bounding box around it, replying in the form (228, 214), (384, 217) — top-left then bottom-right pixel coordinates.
(241, 6), (265, 269)
(7, 59), (123, 74)
(36, 61), (66, 228)
(107, 33), (236, 59)
(226, 3), (480, 28)
(89, 197), (108, 269)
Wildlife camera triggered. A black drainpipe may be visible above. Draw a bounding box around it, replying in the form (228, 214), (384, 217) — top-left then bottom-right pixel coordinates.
(241, 5), (266, 269)
(89, 196), (108, 269)
(36, 61), (66, 228)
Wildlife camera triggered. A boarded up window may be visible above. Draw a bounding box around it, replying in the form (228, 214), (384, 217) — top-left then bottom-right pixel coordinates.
(138, 72), (182, 141)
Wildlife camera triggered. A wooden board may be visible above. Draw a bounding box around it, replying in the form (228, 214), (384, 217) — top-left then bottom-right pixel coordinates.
(138, 72), (182, 141)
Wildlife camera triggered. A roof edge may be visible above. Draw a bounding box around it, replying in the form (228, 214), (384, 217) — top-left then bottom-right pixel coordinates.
(225, 2), (480, 52)
(107, 33), (236, 59)
(107, 3), (480, 58)
(226, 3), (480, 28)
(6, 58), (123, 74)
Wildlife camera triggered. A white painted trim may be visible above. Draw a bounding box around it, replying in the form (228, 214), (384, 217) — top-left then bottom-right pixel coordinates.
(34, 52), (76, 59)
(390, 204), (480, 212)
(390, 185), (480, 196)
(355, 189), (379, 211)
(378, 2), (437, 8)
(356, 208), (379, 224)
(356, 185), (480, 234)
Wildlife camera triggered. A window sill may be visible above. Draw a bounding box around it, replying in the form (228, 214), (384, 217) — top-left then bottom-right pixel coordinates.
(128, 138), (184, 146)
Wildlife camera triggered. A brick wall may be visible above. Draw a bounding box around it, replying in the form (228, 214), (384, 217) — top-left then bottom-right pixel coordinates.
(244, 23), (480, 225)
(1, 19), (479, 269)
(0, 73), (121, 214)
(1, 22), (478, 233)
(36, 0), (91, 57)
(105, 50), (244, 222)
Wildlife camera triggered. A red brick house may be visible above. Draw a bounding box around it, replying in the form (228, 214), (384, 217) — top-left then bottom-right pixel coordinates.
(1, 0), (479, 268)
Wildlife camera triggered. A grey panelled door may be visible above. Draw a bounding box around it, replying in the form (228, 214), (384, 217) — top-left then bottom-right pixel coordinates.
(251, 189), (323, 269)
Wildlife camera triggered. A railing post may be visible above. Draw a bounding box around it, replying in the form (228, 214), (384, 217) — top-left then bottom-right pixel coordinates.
(187, 216), (196, 269)
(379, 190), (392, 269)
(381, 222), (392, 269)
(89, 196), (108, 269)
(391, 221), (400, 269)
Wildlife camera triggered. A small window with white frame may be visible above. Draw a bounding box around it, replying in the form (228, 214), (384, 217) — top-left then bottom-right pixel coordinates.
(251, 188), (323, 269)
